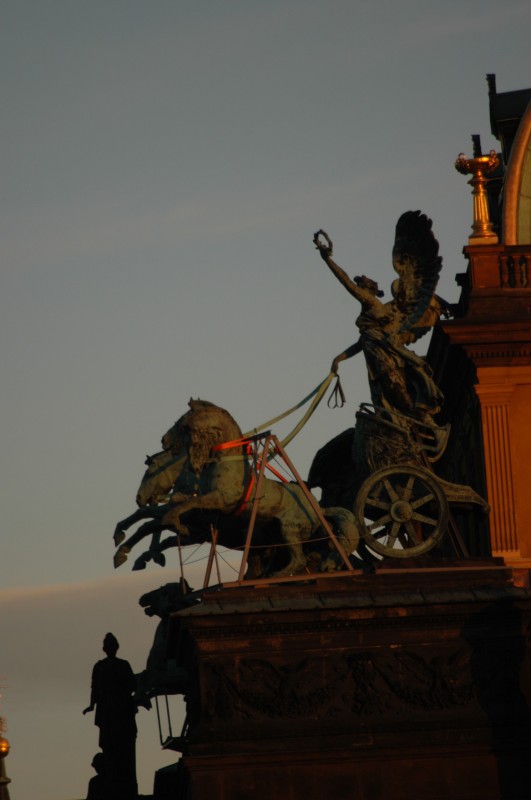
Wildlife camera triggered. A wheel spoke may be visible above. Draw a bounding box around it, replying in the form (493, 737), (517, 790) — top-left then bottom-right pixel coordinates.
(404, 521), (421, 546)
(412, 511), (437, 526)
(411, 492), (434, 510)
(402, 475), (416, 501)
(383, 479), (399, 502)
(365, 496), (391, 511)
(386, 521), (401, 548)
(368, 514), (391, 531)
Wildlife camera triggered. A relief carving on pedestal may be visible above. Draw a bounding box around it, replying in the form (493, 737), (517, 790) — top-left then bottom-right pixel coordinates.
(202, 647), (474, 724)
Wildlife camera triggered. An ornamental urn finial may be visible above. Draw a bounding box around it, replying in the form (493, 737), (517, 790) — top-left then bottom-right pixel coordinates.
(455, 146), (499, 245)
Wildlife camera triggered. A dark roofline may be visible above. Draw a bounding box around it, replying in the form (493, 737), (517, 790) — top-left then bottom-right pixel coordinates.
(487, 72), (531, 141)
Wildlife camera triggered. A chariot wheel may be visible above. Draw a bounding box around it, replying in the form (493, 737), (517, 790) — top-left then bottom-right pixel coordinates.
(355, 466), (449, 558)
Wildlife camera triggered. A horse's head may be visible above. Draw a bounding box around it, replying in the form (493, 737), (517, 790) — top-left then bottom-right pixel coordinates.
(138, 581), (194, 619)
(136, 450), (186, 507)
(161, 411), (187, 453)
(162, 399), (243, 475)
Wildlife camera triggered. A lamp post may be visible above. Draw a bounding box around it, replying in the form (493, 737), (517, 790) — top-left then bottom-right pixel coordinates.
(455, 149), (499, 244)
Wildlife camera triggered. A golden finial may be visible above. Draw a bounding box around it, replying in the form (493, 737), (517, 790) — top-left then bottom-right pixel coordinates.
(455, 145), (499, 244)
(0, 683), (11, 800)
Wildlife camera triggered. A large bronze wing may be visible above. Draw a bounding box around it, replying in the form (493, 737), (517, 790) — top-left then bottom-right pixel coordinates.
(391, 210), (443, 341)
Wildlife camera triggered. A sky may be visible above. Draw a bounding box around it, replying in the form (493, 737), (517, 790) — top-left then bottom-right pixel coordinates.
(1, 1), (530, 797)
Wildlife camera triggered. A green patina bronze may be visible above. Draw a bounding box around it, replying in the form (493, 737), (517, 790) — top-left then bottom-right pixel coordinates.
(114, 212), (489, 574)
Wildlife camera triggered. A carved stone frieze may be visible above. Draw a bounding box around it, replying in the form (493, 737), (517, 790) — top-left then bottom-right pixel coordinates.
(201, 646), (475, 725)
(346, 648), (473, 714)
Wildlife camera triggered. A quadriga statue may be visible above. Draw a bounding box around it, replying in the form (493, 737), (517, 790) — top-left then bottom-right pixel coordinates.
(113, 399), (360, 577)
(114, 212), (489, 570)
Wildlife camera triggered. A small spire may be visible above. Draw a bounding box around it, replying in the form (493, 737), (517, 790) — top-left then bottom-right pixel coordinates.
(471, 134), (482, 158)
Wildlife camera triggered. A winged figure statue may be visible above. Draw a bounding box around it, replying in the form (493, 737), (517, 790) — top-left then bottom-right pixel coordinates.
(314, 211), (447, 426)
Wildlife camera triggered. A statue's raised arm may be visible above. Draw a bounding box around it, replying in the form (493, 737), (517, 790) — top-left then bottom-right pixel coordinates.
(314, 212), (445, 425)
(313, 229), (385, 311)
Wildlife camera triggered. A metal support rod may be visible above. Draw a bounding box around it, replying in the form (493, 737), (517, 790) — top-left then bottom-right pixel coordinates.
(203, 527), (219, 589)
(237, 434), (273, 582)
(155, 696), (164, 747)
(176, 534), (185, 586)
(214, 536), (222, 584)
(165, 693), (173, 739)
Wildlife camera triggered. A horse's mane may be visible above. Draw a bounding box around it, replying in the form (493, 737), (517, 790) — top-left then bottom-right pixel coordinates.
(164, 399), (243, 474)
(188, 398), (241, 432)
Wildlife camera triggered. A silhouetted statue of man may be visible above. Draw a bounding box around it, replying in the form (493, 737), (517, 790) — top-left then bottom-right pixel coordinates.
(83, 633), (138, 800)
(86, 752), (108, 800)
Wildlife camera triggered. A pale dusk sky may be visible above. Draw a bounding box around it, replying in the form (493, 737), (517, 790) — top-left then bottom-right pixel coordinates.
(2, 2), (530, 796)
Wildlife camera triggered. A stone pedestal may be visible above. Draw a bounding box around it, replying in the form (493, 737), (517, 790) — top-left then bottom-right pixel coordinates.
(165, 565), (531, 799)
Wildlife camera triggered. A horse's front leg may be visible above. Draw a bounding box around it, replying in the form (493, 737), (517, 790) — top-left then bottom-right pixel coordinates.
(133, 534), (180, 571)
(162, 491), (232, 536)
(114, 505), (167, 546)
(114, 520), (166, 568)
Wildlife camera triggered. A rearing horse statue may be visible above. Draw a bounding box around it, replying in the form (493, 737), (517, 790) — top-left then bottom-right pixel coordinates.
(113, 399), (359, 577)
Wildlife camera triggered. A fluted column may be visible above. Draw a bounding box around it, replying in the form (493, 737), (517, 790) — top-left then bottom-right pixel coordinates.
(474, 384), (518, 557)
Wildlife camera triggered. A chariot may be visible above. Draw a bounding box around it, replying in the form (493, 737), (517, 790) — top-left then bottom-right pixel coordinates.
(337, 404), (489, 560)
(235, 400), (489, 574)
